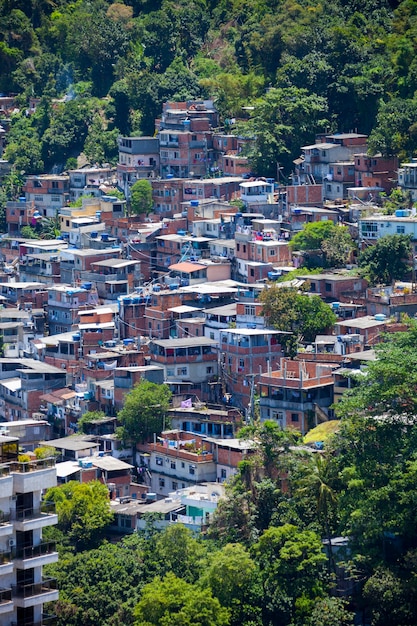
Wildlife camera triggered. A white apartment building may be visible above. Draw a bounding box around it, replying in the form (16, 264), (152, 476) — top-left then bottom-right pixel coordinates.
(0, 435), (59, 626)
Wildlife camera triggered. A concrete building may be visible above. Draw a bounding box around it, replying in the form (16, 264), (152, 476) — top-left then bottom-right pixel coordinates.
(0, 434), (59, 626)
(259, 359), (336, 434)
(117, 136), (159, 198)
(23, 175), (70, 217)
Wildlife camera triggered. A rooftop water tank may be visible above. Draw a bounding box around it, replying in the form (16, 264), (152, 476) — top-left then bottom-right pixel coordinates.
(375, 313), (387, 321)
(190, 200), (199, 207)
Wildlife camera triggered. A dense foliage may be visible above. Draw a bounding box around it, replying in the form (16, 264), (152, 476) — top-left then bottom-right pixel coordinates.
(2, 1), (417, 174)
(259, 284), (337, 355)
(42, 325), (417, 625)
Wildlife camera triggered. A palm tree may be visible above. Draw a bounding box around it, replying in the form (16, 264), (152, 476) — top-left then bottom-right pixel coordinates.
(298, 453), (338, 574)
(40, 210), (61, 239)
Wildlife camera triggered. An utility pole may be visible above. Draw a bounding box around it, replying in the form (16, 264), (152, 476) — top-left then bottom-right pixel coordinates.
(246, 373), (256, 424)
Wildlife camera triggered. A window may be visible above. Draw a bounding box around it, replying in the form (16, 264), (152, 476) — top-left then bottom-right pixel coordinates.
(397, 225), (405, 234)
(207, 366), (213, 374)
(322, 150), (327, 156)
(291, 413), (299, 423)
(167, 368), (175, 377)
(171, 461), (176, 469)
(243, 245), (246, 253)
(325, 283), (332, 292)
(172, 481), (178, 490)
(236, 243), (240, 252)
(181, 462), (185, 468)
(159, 478), (165, 488)
(269, 249), (276, 256)
(34, 195), (43, 202)
(245, 305), (255, 316)
(156, 456), (163, 466)
(210, 332), (215, 340)
(221, 469), (227, 479)
(177, 367), (188, 376)
(239, 359), (245, 370)
(189, 465), (195, 475)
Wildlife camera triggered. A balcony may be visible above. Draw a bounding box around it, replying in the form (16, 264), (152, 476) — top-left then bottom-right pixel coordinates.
(0, 511), (12, 538)
(0, 549), (13, 575)
(12, 578), (59, 608)
(10, 457), (56, 494)
(11, 502), (58, 532)
(13, 541), (58, 568)
(0, 586), (12, 614)
(11, 614), (57, 626)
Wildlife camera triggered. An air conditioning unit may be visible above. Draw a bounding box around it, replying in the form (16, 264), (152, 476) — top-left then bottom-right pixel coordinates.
(11, 495), (17, 502)
(8, 538), (15, 547)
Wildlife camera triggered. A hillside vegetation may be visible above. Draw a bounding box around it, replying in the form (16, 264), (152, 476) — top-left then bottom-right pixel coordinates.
(1, 0), (417, 174)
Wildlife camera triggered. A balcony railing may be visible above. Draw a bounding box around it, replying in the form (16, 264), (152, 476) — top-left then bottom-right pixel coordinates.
(0, 586), (12, 603)
(0, 550), (11, 564)
(11, 502), (56, 522)
(11, 614), (57, 626)
(12, 578), (57, 599)
(13, 541), (56, 560)
(0, 464), (11, 477)
(0, 511), (11, 525)
(9, 457), (55, 473)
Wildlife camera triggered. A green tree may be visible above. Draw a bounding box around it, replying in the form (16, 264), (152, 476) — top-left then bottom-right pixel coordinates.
(117, 379), (171, 445)
(130, 179), (153, 216)
(367, 97), (417, 158)
(77, 410), (107, 434)
(252, 524), (327, 625)
(47, 534), (145, 626)
(290, 221), (337, 252)
(358, 234), (412, 285)
(260, 285), (336, 356)
(336, 322), (417, 420)
(240, 87), (328, 176)
(291, 452), (339, 572)
(133, 572), (230, 626)
(306, 597), (354, 626)
(44, 480), (114, 550)
(201, 543), (262, 626)
(321, 227), (356, 268)
(153, 524), (209, 584)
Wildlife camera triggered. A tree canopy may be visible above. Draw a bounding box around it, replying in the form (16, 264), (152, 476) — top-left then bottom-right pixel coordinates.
(3, 0), (417, 172)
(358, 234), (412, 285)
(44, 480), (114, 550)
(130, 179), (153, 215)
(259, 285), (337, 356)
(117, 379), (172, 445)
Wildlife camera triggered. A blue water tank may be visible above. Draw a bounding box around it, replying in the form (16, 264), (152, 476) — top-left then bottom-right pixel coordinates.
(101, 233), (109, 242)
(166, 174), (174, 179)
(90, 232), (98, 239)
(190, 200), (199, 207)
(123, 338), (134, 346)
(81, 282), (92, 290)
(95, 211), (101, 220)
